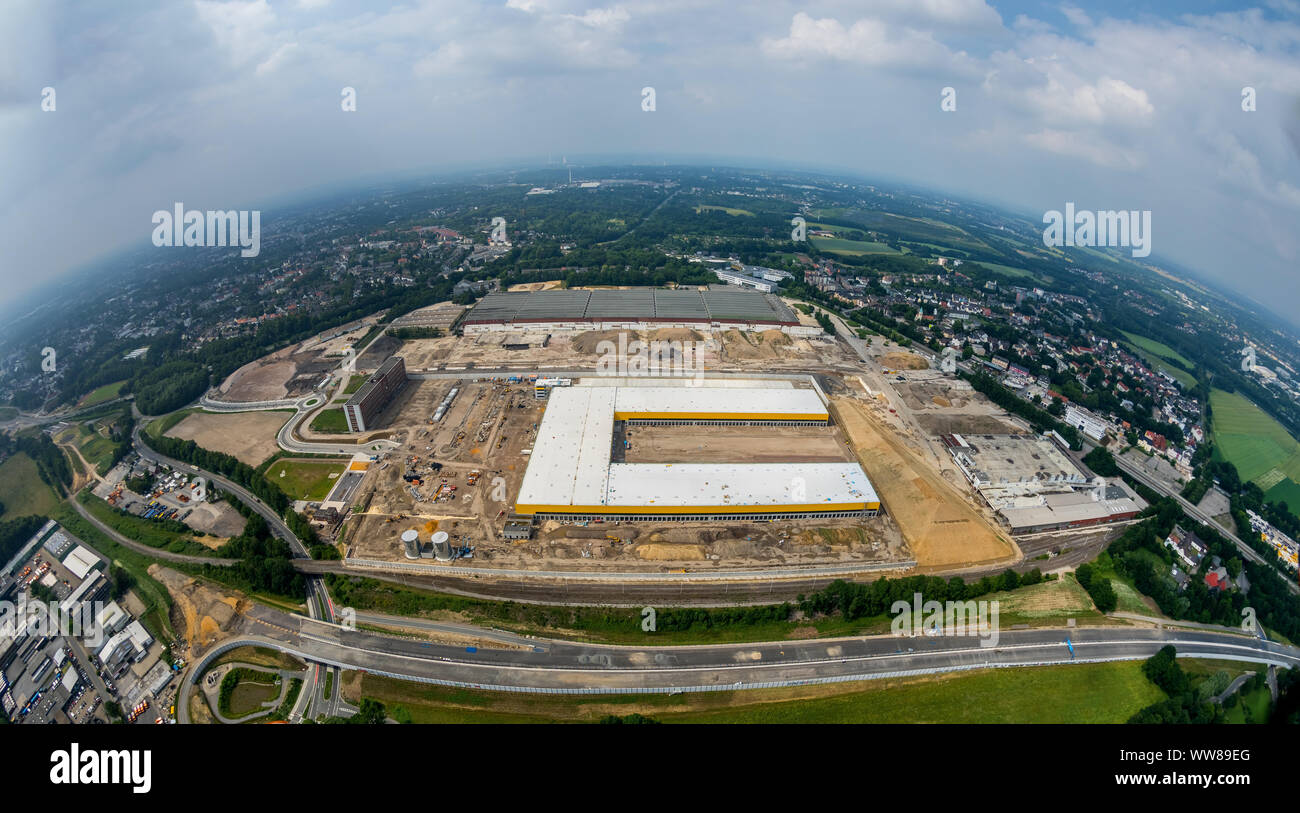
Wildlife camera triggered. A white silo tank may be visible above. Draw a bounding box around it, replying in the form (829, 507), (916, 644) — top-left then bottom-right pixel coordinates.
(401, 529), (420, 559)
(431, 530), (452, 561)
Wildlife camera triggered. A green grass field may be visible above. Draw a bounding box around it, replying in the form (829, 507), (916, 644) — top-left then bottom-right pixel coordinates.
(810, 208), (988, 252)
(308, 408), (349, 434)
(343, 660), (1166, 724)
(263, 459), (346, 501)
(695, 204), (754, 217)
(809, 236), (900, 256)
(1209, 389), (1300, 498)
(977, 266), (1034, 282)
(0, 453), (61, 518)
(343, 375), (367, 395)
(1120, 331), (1193, 368)
(76, 380), (125, 408)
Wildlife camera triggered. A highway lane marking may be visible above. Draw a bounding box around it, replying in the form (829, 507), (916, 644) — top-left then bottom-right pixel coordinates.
(291, 630), (1300, 677)
(212, 633), (1300, 694)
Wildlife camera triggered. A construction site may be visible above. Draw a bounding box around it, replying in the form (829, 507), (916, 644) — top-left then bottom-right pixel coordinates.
(201, 286), (1147, 578)
(335, 373), (910, 572)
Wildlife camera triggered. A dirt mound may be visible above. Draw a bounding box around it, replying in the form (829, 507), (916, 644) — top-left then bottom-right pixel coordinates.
(648, 327), (702, 343)
(572, 329), (641, 355)
(758, 329), (792, 346)
(881, 352), (929, 370)
(149, 565), (247, 655)
(634, 543), (706, 560)
(932, 396), (951, 407)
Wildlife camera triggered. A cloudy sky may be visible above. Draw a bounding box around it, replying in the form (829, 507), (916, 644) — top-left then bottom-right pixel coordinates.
(3, 1), (1300, 320)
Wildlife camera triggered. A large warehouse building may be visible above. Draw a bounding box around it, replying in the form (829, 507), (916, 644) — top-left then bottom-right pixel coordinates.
(461, 286), (820, 336)
(343, 356), (408, 432)
(515, 384), (880, 519)
(943, 433), (1144, 534)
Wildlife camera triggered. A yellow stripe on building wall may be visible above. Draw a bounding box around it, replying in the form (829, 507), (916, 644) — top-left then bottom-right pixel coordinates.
(515, 501), (877, 515)
(612, 411), (828, 422)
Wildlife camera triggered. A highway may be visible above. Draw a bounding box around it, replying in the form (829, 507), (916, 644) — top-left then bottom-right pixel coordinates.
(131, 415), (341, 716)
(177, 599), (1300, 723)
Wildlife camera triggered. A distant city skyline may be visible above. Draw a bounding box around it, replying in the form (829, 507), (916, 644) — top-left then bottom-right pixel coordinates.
(3, 1), (1299, 321)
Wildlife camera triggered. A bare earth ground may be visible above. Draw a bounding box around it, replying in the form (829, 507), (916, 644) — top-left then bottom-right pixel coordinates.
(218, 319), (379, 401)
(832, 395), (1017, 571)
(165, 411), (289, 466)
(219, 353), (296, 401)
(149, 565), (246, 656)
(880, 351), (930, 370)
(181, 500), (248, 540)
(395, 327), (857, 373)
(344, 380), (910, 570)
(621, 425), (852, 464)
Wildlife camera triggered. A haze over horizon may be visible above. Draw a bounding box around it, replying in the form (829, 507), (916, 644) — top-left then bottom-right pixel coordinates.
(4, 0), (1300, 321)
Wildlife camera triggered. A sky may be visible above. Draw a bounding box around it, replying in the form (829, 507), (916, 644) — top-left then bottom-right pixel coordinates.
(2, 0), (1299, 320)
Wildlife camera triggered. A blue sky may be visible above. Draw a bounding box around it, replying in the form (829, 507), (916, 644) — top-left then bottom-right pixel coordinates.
(2, 1), (1299, 319)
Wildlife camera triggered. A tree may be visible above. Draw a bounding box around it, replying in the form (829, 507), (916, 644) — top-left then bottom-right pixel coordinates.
(352, 698), (388, 725)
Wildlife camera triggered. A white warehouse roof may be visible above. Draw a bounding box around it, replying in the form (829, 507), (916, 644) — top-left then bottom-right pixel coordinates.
(61, 545), (100, 581)
(605, 463), (877, 511)
(515, 384), (876, 514)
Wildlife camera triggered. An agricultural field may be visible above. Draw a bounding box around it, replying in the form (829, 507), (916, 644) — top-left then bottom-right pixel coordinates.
(0, 453), (61, 518)
(811, 208), (989, 253)
(1120, 330), (1193, 368)
(1209, 389), (1300, 504)
(76, 380), (125, 408)
(694, 204), (754, 216)
(970, 261), (1034, 279)
(340, 660), (1166, 724)
(809, 236), (900, 256)
(264, 458), (347, 501)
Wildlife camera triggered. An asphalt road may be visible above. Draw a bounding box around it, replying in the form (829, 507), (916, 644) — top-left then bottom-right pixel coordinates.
(177, 600), (1300, 723)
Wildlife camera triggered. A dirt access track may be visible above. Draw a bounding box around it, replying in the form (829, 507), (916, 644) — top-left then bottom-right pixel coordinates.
(831, 395), (1018, 571)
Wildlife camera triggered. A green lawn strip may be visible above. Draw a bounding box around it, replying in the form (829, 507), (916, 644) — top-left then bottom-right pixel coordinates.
(327, 572), (1108, 647)
(343, 661), (1164, 724)
(77, 380), (126, 408)
(146, 407), (203, 439)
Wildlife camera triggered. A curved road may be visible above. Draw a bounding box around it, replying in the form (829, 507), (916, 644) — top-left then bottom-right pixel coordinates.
(178, 600), (1300, 723)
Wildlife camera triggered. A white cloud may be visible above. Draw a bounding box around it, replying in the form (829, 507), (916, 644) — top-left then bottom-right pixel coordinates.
(761, 12), (962, 69)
